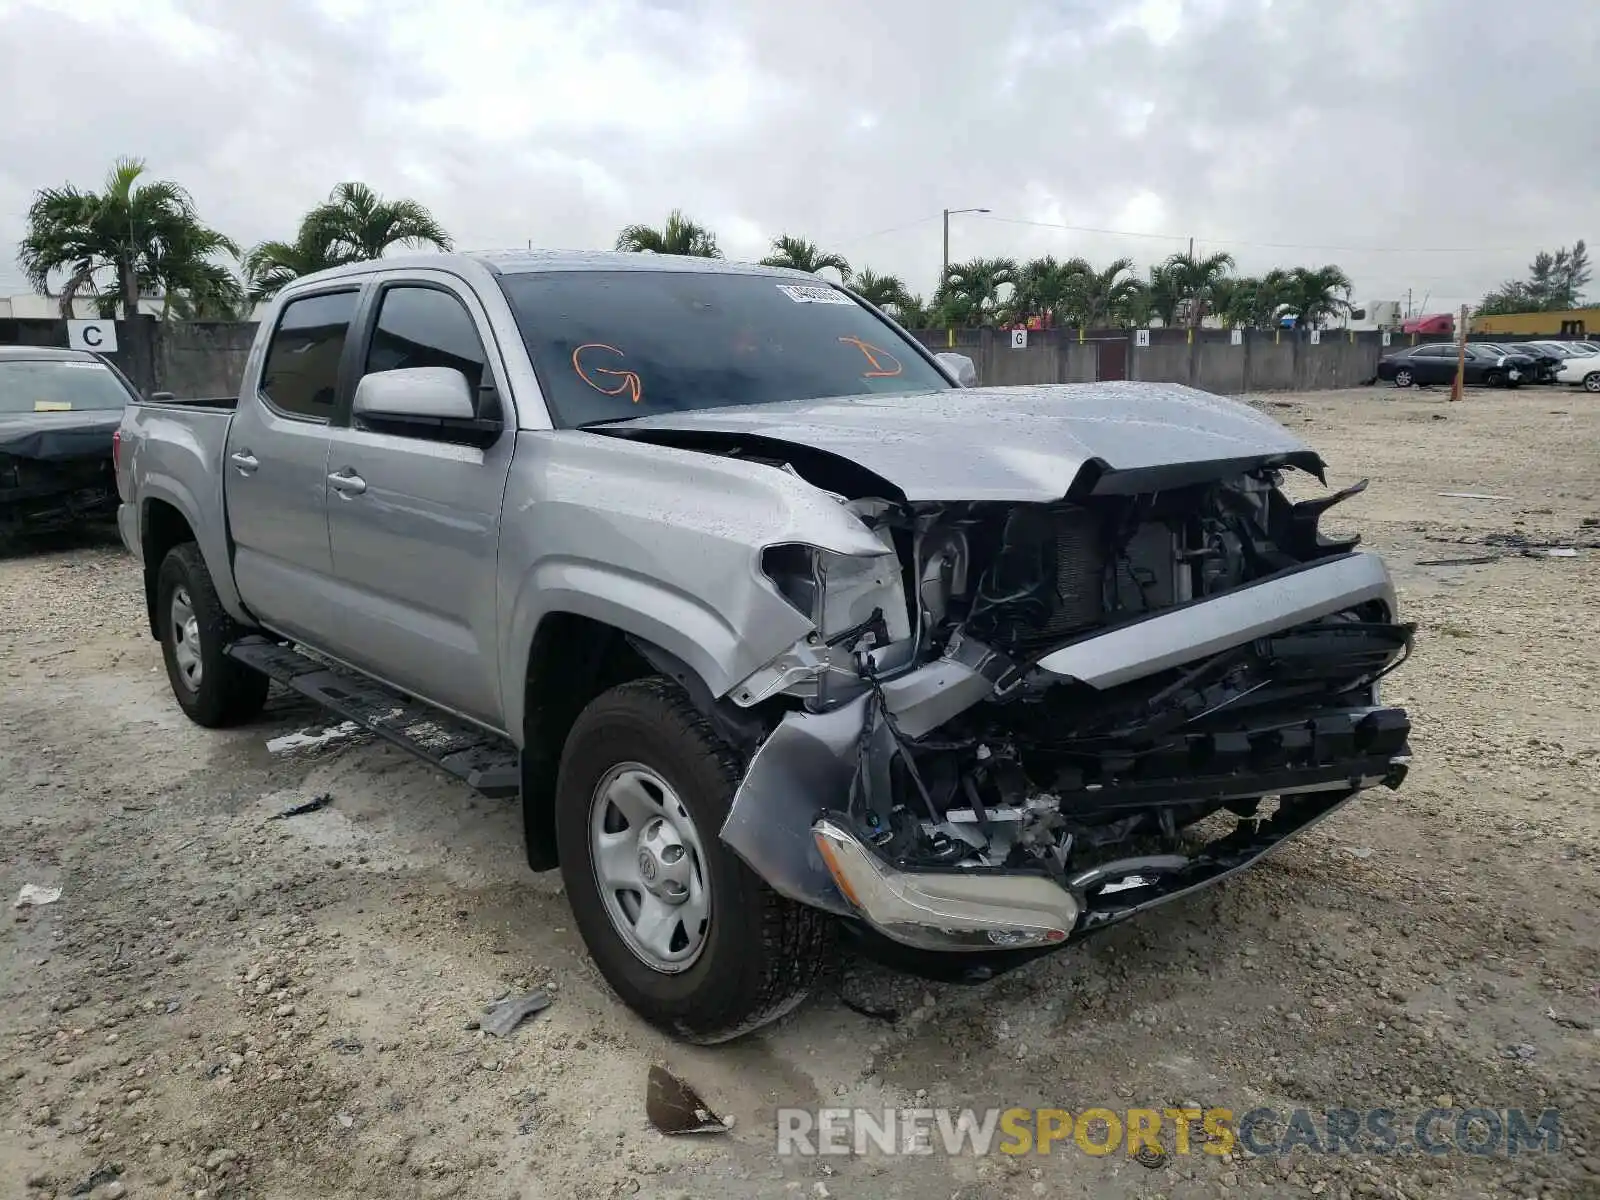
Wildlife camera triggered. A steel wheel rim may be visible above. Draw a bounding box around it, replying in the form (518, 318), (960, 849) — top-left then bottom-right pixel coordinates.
(588, 762), (710, 973)
(1395, 369), (1411, 386)
(170, 587), (202, 691)
(1586, 374), (1600, 393)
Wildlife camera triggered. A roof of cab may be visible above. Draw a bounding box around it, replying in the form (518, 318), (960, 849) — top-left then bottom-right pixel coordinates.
(292, 249), (821, 285)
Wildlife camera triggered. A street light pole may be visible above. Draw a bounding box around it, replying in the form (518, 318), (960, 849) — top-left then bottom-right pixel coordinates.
(941, 207), (991, 287)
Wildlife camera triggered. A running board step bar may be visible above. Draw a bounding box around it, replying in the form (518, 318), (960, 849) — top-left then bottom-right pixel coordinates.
(226, 637), (520, 799)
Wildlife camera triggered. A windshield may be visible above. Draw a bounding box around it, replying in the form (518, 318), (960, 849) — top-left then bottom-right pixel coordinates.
(0, 359), (133, 415)
(497, 270), (950, 427)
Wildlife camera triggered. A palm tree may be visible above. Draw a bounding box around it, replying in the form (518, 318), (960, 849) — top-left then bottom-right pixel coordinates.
(760, 234), (850, 281)
(17, 157), (238, 318)
(1214, 271), (1292, 329)
(1162, 250), (1236, 327)
(1066, 257), (1140, 328)
(1138, 261), (1185, 327)
(936, 257), (1017, 327)
(851, 268), (913, 313)
(614, 210), (722, 258)
(242, 224), (354, 302)
(1277, 264), (1354, 330)
(1009, 256), (1089, 325)
(305, 182), (453, 261)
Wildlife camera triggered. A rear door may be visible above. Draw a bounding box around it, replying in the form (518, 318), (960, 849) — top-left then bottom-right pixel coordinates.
(322, 273), (516, 728)
(1411, 345), (1452, 384)
(225, 287), (363, 648)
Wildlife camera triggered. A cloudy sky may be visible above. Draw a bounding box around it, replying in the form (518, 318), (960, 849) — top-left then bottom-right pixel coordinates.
(2, 0), (1596, 314)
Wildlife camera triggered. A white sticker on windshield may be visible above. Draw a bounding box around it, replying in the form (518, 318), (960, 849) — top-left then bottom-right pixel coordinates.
(777, 284), (852, 305)
(57, 361), (102, 369)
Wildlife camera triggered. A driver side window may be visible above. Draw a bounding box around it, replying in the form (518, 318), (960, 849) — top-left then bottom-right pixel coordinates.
(363, 285), (488, 392)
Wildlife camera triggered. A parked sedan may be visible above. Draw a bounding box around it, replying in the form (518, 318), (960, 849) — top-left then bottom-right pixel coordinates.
(1376, 342), (1536, 388)
(1, 347), (134, 541)
(1474, 342), (1563, 383)
(1555, 352), (1600, 393)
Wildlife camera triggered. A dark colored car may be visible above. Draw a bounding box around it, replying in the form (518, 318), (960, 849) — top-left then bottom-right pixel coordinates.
(1474, 342), (1563, 383)
(1376, 342), (1537, 388)
(1, 346), (136, 541)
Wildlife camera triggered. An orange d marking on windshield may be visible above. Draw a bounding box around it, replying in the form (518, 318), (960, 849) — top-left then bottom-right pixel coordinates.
(838, 336), (903, 378)
(572, 342), (643, 404)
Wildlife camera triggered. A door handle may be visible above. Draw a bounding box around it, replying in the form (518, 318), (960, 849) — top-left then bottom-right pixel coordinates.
(328, 469), (367, 497)
(229, 450), (259, 474)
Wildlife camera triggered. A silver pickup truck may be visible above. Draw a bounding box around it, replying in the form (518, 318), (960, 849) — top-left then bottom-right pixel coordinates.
(116, 250), (1413, 1042)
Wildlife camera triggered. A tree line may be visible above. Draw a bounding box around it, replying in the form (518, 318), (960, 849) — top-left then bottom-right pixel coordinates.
(612, 210), (1358, 331)
(1476, 241), (1590, 316)
(23, 158), (1580, 330)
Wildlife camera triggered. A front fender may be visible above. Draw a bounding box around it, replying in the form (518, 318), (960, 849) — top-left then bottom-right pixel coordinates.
(501, 557), (812, 741)
(497, 430), (891, 742)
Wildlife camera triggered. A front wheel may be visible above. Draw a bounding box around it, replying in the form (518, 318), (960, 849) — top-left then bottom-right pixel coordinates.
(1393, 368), (1413, 387)
(1584, 371), (1600, 394)
(156, 543), (269, 727)
(554, 677), (831, 1042)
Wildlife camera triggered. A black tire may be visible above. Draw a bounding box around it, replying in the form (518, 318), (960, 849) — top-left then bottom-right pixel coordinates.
(1483, 370), (1504, 388)
(156, 542), (269, 728)
(554, 676), (831, 1042)
(1393, 368), (1413, 388)
(1585, 372), (1600, 394)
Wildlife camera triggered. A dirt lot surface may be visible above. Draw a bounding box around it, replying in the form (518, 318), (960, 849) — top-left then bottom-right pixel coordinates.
(2, 385), (1598, 1200)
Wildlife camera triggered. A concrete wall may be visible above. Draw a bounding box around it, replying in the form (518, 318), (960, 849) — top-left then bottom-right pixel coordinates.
(909, 326), (1404, 394)
(2, 314), (1421, 402)
(0, 317), (258, 398)
(155, 322), (258, 398)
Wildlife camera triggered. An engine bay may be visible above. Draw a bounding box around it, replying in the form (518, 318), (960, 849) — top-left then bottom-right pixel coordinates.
(749, 465), (1414, 894)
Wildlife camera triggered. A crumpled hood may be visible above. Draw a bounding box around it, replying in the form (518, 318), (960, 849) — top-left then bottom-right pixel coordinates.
(606, 381), (1323, 502)
(0, 410), (123, 462)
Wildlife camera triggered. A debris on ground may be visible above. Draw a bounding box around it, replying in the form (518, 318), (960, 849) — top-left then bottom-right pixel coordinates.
(1342, 846), (1374, 860)
(14, 883), (62, 908)
(267, 792), (333, 821)
(646, 1064), (733, 1135)
(479, 989), (551, 1037)
(1133, 1145), (1169, 1169)
(67, 1165), (120, 1196)
(266, 721), (362, 755)
(1416, 554), (1501, 566)
(1438, 491), (1512, 500)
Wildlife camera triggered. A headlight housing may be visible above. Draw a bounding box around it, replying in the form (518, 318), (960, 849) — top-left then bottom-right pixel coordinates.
(761, 541), (910, 647)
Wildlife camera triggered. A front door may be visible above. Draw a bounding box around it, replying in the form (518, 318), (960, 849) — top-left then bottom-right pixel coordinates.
(322, 276), (515, 728)
(225, 288), (362, 650)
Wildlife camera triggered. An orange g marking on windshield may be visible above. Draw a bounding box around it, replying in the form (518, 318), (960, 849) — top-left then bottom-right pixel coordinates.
(838, 336), (903, 378)
(572, 342), (643, 403)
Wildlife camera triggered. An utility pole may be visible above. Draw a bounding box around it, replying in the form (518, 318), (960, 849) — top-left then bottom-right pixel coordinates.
(1450, 303), (1469, 402)
(941, 207), (992, 289)
(1187, 236), (1194, 259)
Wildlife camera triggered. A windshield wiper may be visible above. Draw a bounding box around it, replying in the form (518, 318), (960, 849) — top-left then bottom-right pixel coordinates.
(576, 414), (646, 428)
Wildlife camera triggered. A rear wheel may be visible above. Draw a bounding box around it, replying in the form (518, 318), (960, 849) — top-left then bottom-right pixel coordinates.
(1393, 367), (1413, 388)
(157, 543), (269, 727)
(554, 677), (830, 1042)
(1483, 370), (1504, 388)
(1584, 372), (1600, 394)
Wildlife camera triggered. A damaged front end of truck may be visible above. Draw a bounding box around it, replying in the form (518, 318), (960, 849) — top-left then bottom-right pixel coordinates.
(642, 395), (1415, 979)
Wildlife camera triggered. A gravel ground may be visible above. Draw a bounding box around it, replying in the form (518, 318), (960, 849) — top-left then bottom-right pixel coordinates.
(1, 385), (1597, 1200)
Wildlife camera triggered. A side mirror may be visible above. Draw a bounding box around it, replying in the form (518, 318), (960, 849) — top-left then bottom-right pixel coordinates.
(353, 366), (476, 422)
(935, 352), (977, 387)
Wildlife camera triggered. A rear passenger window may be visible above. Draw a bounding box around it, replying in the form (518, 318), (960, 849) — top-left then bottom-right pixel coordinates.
(260, 291), (359, 420)
(363, 286), (487, 392)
